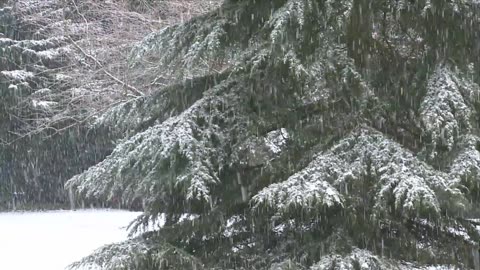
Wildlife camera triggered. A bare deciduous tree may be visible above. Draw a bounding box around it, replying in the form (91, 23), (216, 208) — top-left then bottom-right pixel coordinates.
(2, 0), (221, 143)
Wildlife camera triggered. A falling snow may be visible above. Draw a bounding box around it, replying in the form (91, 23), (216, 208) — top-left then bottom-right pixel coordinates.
(2, 0), (480, 269)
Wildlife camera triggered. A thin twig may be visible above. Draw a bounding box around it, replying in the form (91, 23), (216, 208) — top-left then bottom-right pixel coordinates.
(68, 36), (145, 97)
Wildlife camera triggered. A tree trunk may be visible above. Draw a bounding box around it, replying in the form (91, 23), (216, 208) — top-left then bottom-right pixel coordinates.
(68, 185), (76, 210)
(473, 247), (480, 270)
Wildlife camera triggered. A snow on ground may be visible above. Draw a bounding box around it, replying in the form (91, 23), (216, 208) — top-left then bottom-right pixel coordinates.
(0, 209), (141, 270)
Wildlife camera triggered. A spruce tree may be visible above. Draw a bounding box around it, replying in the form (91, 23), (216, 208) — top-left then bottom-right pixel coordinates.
(56, 0), (480, 268)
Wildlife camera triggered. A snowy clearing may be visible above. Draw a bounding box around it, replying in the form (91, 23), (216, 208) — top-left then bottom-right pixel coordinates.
(0, 209), (141, 270)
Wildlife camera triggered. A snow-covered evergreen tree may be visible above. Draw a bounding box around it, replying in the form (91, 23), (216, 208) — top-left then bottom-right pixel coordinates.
(5, 0), (479, 268)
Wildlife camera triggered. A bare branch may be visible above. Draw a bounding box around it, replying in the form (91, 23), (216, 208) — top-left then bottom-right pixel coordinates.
(68, 36), (144, 97)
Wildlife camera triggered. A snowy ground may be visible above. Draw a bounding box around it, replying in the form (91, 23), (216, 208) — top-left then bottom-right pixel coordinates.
(0, 209), (141, 270)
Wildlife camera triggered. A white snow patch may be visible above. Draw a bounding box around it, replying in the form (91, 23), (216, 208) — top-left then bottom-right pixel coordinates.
(0, 209), (141, 270)
(265, 128), (289, 154)
(1, 70), (34, 81)
(32, 99), (57, 110)
(446, 226), (471, 242)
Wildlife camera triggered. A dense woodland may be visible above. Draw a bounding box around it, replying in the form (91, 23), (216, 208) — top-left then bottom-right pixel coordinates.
(1, 0), (480, 269)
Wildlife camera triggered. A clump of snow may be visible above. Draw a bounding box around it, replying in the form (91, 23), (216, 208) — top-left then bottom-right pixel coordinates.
(265, 128), (289, 154)
(18, 36), (66, 50)
(223, 215), (246, 238)
(32, 88), (53, 97)
(31, 99), (57, 110)
(55, 74), (72, 81)
(36, 46), (70, 60)
(1, 70), (34, 81)
(0, 37), (15, 46)
(446, 226), (473, 244)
